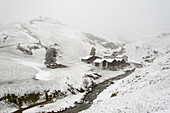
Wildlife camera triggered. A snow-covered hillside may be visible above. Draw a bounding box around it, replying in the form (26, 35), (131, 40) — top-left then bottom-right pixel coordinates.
(0, 17), (124, 112)
(125, 33), (170, 63)
(1, 17), (169, 113)
(81, 33), (170, 113)
(0, 17), (123, 62)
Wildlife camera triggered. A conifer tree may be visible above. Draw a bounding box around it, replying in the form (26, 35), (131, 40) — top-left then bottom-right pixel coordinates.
(90, 47), (96, 56)
(44, 48), (58, 66)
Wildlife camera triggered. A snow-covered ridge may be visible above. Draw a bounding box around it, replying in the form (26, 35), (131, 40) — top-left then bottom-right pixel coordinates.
(83, 32), (123, 50)
(125, 32), (170, 63)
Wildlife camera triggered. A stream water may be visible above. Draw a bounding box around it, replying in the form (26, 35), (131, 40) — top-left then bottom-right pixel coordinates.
(57, 69), (135, 113)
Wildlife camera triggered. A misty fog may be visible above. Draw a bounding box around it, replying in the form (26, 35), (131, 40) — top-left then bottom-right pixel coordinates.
(0, 0), (170, 41)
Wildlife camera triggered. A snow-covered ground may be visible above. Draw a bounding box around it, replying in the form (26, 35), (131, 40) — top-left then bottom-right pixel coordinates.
(81, 33), (170, 113)
(0, 17), (124, 112)
(0, 17), (170, 113)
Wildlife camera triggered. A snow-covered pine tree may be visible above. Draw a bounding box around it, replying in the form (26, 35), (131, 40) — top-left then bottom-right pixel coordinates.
(90, 47), (96, 56)
(44, 48), (58, 66)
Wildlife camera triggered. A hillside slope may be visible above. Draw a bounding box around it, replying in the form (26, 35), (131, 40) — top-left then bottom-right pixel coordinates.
(0, 17), (124, 93)
(0, 17), (123, 63)
(0, 17), (124, 112)
(81, 33), (170, 113)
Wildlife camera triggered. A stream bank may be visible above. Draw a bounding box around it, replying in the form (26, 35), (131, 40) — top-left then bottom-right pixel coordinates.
(10, 63), (140, 113)
(55, 68), (135, 113)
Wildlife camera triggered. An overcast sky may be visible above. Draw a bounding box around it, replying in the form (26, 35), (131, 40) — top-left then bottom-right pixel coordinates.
(0, 0), (170, 41)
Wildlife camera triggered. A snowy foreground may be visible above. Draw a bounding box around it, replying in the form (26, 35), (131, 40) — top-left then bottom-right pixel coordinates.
(0, 18), (170, 113)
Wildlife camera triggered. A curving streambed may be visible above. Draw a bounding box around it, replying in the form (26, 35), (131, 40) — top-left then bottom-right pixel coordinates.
(56, 68), (136, 113)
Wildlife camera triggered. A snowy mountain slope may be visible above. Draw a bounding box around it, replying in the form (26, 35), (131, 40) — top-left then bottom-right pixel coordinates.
(81, 33), (170, 113)
(83, 32), (123, 49)
(125, 33), (170, 63)
(0, 17), (123, 63)
(0, 17), (124, 112)
(0, 17), (122, 88)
